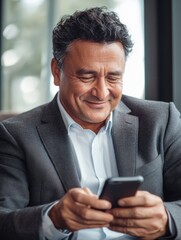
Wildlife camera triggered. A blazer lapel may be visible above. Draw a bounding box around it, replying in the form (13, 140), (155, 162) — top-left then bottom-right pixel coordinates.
(37, 96), (81, 191)
(36, 95), (139, 189)
(112, 101), (139, 176)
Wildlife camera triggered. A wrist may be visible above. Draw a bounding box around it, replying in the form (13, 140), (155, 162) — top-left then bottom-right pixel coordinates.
(48, 203), (61, 229)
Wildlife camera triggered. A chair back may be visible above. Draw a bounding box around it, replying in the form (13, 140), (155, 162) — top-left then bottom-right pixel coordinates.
(0, 111), (17, 121)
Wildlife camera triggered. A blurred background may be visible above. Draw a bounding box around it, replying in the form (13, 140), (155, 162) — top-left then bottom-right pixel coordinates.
(0, 0), (181, 112)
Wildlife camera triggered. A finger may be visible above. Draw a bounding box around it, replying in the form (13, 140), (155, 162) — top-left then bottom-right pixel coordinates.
(66, 217), (111, 231)
(58, 208), (112, 232)
(60, 188), (113, 222)
(117, 191), (162, 207)
(109, 203), (167, 219)
(70, 188), (112, 210)
(63, 202), (113, 231)
(83, 187), (96, 196)
(108, 206), (151, 219)
(71, 203), (114, 222)
(110, 217), (163, 229)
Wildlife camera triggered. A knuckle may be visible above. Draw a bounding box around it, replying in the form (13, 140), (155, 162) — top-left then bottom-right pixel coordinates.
(121, 227), (128, 234)
(137, 228), (148, 237)
(150, 221), (158, 229)
(142, 194), (151, 205)
(112, 209), (120, 218)
(74, 192), (82, 202)
(124, 218), (133, 227)
(132, 208), (143, 218)
(80, 207), (91, 220)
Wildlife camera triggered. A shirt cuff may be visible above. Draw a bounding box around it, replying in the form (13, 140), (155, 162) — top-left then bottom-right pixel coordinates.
(42, 202), (71, 240)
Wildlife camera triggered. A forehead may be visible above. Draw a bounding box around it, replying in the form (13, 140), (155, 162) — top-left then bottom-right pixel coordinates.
(64, 40), (126, 68)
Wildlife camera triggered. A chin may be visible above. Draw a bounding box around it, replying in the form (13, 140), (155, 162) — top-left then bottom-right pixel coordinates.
(89, 116), (108, 123)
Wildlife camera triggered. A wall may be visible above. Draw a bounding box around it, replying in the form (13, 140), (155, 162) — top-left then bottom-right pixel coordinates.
(172, 0), (181, 112)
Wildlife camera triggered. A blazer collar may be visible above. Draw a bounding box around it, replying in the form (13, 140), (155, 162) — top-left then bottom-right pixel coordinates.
(112, 100), (139, 176)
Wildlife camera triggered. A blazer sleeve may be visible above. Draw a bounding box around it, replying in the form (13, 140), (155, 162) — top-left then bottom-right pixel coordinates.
(0, 121), (47, 240)
(163, 102), (181, 239)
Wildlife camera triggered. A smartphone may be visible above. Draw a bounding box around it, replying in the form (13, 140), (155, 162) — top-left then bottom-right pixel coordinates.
(99, 176), (144, 208)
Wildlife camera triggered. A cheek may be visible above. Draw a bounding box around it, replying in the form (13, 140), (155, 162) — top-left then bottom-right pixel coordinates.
(111, 84), (123, 98)
(61, 84), (88, 104)
(73, 83), (91, 97)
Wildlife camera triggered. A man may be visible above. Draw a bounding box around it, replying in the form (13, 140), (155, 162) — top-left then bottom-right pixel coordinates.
(0, 6), (181, 240)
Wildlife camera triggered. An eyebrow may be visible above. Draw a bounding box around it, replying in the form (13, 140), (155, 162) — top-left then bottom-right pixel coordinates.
(76, 69), (97, 75)
(76, 68), (123, 76)
(107, 71), (123, 76)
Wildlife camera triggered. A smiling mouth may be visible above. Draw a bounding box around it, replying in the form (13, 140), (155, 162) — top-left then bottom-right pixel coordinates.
(85, 100), (109, 108)
(88, 101), (107, 104)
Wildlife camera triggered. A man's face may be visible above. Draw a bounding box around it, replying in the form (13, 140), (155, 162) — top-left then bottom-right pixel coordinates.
(52, 40), (126, 132)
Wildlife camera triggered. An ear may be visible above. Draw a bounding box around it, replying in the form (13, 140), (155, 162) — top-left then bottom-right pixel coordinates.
(51, 58), (61, 86)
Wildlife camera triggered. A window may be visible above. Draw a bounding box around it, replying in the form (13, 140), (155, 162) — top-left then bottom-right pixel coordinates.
(1, 0), (144, 111)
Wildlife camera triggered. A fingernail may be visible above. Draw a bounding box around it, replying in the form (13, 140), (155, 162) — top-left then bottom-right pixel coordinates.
(118, 200), (125, 206)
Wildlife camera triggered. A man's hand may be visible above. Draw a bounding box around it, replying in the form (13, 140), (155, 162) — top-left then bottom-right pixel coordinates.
(107, 191), (168, 240)
(49, 187), (113, 232)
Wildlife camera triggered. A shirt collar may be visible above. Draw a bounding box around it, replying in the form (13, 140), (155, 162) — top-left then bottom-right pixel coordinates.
(56, 92), (112, 134)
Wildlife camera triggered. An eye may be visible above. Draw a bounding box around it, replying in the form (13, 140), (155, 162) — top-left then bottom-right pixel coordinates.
(107, 75), (122, 83)
(78, 75), (95, 82)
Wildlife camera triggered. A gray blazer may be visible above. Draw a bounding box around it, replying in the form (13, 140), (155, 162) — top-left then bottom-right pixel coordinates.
(0, 94), (181, 240)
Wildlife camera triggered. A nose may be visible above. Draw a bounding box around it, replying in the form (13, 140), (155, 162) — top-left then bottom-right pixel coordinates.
(91, 77), (109, 100)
